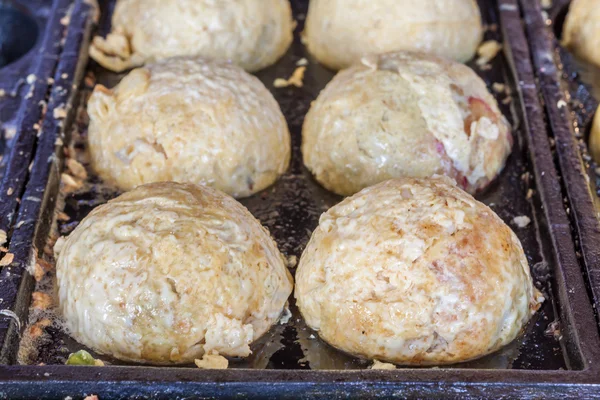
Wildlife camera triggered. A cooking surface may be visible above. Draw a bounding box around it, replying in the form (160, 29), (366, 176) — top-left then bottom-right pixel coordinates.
(15, 0), (569, 370)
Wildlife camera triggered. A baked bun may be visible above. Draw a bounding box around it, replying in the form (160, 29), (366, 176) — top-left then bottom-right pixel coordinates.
(295, 177), (543, 365)
(56, 182), (293, 364)
(302, 51), (512, 196)
(89, 0), (294, 72)
(87, 56), (290, 198)
(303, 0), (483, 70)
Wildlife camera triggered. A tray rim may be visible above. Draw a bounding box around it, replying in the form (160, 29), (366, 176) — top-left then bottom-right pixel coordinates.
(0, 0), (599, 398)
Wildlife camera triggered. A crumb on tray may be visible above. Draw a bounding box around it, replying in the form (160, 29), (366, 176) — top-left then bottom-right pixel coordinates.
(53, 107), (67, 119)
(0, 253), (14, 267)
(32, 292), (53, 310)
(286, 255), (297, 268)
(512, 215), (531, 228)
(28, 318), (51, 339)
(274, 66), (306, 88)
(476, 40), (503, 67)
(60, 173), (83, 194)
(33, 257), (53, 282)
(492, 82), (506, 94)
(66, 158), (87, 180)
(194, 353), (229, 370)
(370, 360), (397, 370)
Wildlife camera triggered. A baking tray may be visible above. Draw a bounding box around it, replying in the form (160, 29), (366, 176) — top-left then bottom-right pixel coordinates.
(520, 0), (600, 333)
(0, 0), (600, 398)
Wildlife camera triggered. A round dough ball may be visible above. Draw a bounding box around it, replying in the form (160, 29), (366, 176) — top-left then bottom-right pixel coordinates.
(87, 56), (291, 198)
(303, 0), (483, 70)
(56, 182), (294, 364)
(295, 177), (543, 365)
(89, 0), (294, 72)
(562, 0), (600, 68)
(302, 51), (512, 196)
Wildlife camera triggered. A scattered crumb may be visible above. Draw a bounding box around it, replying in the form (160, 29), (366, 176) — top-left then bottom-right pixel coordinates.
(296, 58), (309, 67)
(502, 96), (512, 105)
(557, 99), (567, 109)
(56, 211), (70, 222)
(287, 255), (297, 268)
(492, 82), (506, 94)
(274, 66), (306, 88)
(53, 107), (67, 119)
(32, 292), (52, 310)
(47, 77), (54, 85)
(60, 173), (83, 194)
(544, 320), (561, 340)
(0, 89), (5, 97)
(33, 257), (53, 281)
(6, 187), (13, 196)
(33, 123), (40, 130)
(476, 40), (503, 66)
(0, 253), (14, 266)
(0, 230), (6, 246)
(28, 318), (51, 339)
(66, 158), (87, 179)
(541, 0), (552, 9)
(194, 353), (228, 370)
(526, 189), (534, 200)
(279, 306), (292, 324)
(60, 15), (70, 26)
(26, 74), (36, 84)
(84, 396), (99, 400)
(309, 334), (316, 339)
(512, 215), (531, 228)
(370, 360), (397, 370)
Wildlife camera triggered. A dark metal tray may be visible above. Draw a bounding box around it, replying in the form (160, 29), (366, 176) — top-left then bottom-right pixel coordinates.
(520, 0), (600, 333)
(0, 0), (600, 398)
